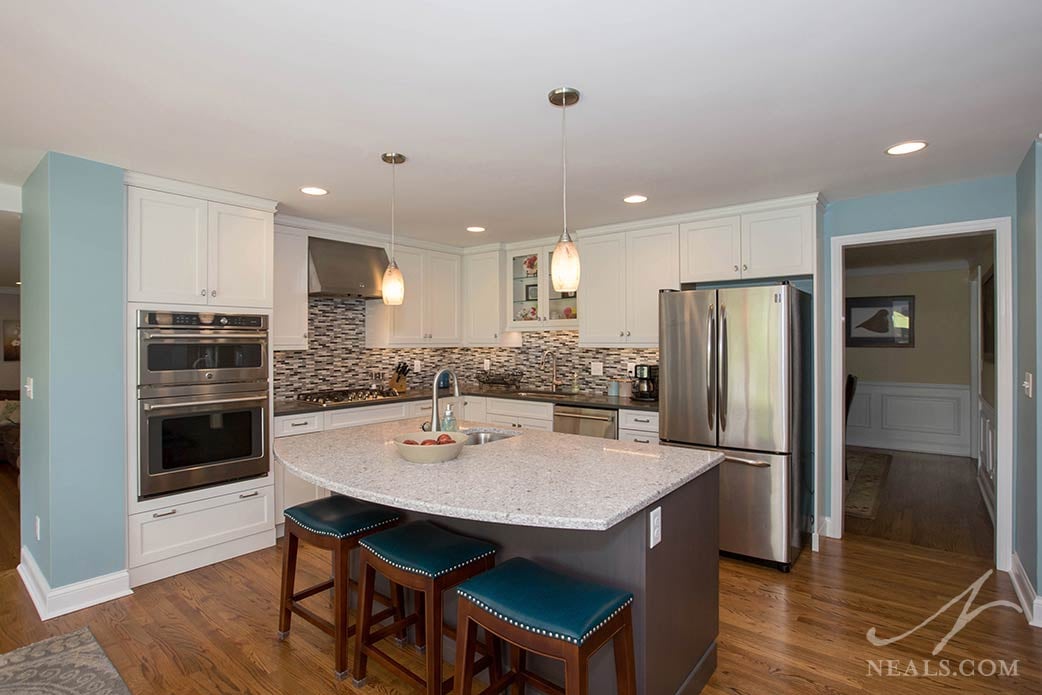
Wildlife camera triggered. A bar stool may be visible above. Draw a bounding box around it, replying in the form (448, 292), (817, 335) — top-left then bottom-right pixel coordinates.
(454, 557), (636, 695)
(278, 495), (403, 680)
(352, 520), (499, 694)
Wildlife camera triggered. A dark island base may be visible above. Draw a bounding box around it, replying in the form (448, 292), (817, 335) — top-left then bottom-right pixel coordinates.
(371, 466), (720, 695)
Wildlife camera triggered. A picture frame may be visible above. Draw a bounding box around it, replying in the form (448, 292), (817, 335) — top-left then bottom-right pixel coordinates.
(525, 284), (538, 301)
(845, 295), (915, 348)
(2, 320), (20, 362)
(982, 268), (995, 362)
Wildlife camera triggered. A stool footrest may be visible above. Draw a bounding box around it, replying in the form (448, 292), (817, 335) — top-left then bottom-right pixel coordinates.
(291, 579), (334, 603)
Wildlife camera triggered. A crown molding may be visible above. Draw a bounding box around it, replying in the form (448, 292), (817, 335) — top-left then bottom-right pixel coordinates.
(461, 243), (505, 255)
(124, 172), (278, 213)
(275, 214), (464, 255)
(576, 192), (824, 238)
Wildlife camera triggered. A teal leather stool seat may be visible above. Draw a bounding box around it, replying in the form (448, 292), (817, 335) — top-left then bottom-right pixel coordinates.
(454, 558), (636, 695)
(358, 520), (497, 578)
(456, 557), (633, 645)
(284, 494), (400, 539)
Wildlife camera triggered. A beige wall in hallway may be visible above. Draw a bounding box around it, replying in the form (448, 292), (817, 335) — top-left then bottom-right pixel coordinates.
(845, 268), (970, 385)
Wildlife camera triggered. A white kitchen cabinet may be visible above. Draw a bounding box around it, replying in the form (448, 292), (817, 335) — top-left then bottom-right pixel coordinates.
(381, 247), (462, 347)
(578, 225), (679, 347)
(740, 206), (814, 279)
(389, 246), (427, 344)
(505, 246), (579, 331)
(273, 229), (309, 350)
(618, 429), (659, 445)
(485, 397), (554, 430)
(463, 251), (506, 345)
(679, 216), (741, 283)
(127, 186), (274, 308)
(462, 396), (487, 422)
(128, 187), (209, 304)
(425, 251), (462, 345)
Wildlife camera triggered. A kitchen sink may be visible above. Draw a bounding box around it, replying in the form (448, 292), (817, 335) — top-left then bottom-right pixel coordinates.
(462, 429), (518, 446)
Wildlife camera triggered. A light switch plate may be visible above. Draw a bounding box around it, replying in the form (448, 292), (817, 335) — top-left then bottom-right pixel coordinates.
(1023, 371), (1034, 398)
(649, 507), (662, 548)
(23, 377), (33, 400)
(590, 361), (604, 376)
(627, 362), (637, 377)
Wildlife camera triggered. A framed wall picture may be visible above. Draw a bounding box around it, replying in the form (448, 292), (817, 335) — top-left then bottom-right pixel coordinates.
(982, 268), (995, 361)
(525, 284), (538, 301)
(845, 296), (915, 348)
(1, 320), (20, 362)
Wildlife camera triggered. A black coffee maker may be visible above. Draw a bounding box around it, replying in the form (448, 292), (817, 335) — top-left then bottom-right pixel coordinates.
(632, 364), (659, 401)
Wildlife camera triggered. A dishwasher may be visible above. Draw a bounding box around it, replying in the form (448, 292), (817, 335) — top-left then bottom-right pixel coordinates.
(552, 405), (618, 439)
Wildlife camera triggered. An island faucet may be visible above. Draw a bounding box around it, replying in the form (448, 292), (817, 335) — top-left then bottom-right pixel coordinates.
(430, 367), (460, 432)
(540, 350), (561, 393)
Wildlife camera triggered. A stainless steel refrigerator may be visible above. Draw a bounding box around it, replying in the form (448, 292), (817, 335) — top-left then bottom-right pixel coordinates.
(659, 285), (811, 570)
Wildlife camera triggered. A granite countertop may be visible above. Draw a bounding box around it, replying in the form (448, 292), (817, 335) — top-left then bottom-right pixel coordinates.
(273, 420), (720, 531)
(273, 384), (659, 417)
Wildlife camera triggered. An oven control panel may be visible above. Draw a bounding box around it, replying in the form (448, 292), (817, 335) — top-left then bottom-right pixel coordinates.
(139, 311), (267, 329)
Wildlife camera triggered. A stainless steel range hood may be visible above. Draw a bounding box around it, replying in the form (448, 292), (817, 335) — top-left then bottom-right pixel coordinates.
(308, 237), (389, 299)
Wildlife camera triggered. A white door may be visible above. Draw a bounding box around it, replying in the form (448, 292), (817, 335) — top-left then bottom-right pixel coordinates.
(127, 187), (209, 304)
(425, 250), (462, 345)
(626, 225), (680, 345)
(273, 230), (309, 350)
(679, 216), (741, 283)
(207, 203), (274, 307)
(463, 251), (503, 345)
(740, 206), (814, 279)
(389, 246), (426, 344)
(577, 233), (627, 345)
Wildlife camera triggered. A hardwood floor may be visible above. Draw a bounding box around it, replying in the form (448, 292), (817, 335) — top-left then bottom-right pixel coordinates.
(843, 448), (994, 559)
(0, 462), (18, 572)
(0, 534), (1038, 694)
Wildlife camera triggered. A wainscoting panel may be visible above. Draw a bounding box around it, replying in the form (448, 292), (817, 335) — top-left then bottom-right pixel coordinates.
(977, 397), (997, 524)
(846, 381), (972, 456)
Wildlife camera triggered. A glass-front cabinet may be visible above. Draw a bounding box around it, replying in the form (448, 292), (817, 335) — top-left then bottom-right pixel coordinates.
(506, 245), (579, 331)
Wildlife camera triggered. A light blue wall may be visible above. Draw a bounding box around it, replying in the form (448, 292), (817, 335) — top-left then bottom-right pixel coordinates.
(821, 176), (1017, 525)
(19, 152), (126, 587)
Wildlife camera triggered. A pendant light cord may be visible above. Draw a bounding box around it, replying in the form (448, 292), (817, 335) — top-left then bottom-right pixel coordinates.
(561, 98), (568, 241)
(390, 160), (397, 260)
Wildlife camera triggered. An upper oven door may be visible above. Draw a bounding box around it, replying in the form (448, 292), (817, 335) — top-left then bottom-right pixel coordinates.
(139, 328), (268, 386)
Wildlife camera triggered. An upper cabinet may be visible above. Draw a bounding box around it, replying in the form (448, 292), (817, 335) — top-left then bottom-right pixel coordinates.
(376, 247), (461, 347)
(578, 225), (680, 347)
(505, 246), (579, 331)
(463, 250), (506, 346)
(128, 186), (274, 308)
(272, 228), (309, 350)
(679, 203), (815, 283)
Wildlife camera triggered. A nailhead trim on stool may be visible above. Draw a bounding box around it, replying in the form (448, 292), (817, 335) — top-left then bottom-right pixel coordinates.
(284, 515), (398, 540)
(358, 542), (497, 578)
(457, 589), (634, 645)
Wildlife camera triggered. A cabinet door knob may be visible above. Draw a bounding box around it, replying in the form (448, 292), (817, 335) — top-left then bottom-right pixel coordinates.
(201, 289), (207, 296)
(211, 290), (217, 297)
(626, 330), (631, 336)
(619, 331), (624, 337)
(742, 264), (748, 271)
(494, 332), (498, 339)
(733, 265), (738, 272)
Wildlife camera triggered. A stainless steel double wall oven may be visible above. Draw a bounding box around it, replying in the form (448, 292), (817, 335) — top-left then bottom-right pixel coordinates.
(137, 311), (270, 498)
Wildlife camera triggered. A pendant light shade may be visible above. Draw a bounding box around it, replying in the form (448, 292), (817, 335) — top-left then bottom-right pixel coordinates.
(549, 87), (581, 293)
(381, 152), (406, 306)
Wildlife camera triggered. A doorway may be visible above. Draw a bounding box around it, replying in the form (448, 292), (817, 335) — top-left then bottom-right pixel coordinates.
(0, 209), (20, 571)
(827, 217), (1014, 572)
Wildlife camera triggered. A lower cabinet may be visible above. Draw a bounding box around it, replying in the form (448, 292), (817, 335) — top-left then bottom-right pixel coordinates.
(485, 398), (554, 431)
(618, 409), (660, 445)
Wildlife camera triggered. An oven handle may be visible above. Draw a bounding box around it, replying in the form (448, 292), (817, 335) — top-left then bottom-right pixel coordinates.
(142, 331), (268, 340)
(143, 395), (268, 411)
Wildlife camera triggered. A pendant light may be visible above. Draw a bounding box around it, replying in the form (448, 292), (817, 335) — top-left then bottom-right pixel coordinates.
(381, 152), (406, 305)
(549, 87), (581, 293)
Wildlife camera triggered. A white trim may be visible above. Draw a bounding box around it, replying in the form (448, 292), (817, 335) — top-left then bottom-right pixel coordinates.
(0, 183), (21, 213)
(124, 171), (278, 213)
(828, 217), (1014, 575)
(17, 546), (132, 620)
(576, 192), (824, 238)
(1009, 553), (1042, 628)
(844, 259), (969, 277)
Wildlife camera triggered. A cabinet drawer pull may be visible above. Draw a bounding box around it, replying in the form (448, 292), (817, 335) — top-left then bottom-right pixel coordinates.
(634, 438), (651, 444)
(153, 509), (177, 518)
(290, 421), (310, 427)
(633, 417), (651, 423)
(239, 491), (260, 499)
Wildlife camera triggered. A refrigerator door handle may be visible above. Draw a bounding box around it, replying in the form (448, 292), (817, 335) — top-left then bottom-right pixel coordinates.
(725, 455), (770, 468)
(719, 305), (728, 432)
(707, 304), (716, 429)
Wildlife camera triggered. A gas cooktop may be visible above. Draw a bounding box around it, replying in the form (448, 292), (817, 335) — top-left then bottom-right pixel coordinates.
(296, 387), (401, 406)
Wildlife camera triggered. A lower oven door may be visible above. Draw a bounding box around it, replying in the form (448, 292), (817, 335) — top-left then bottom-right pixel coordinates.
(139, 388), (269, 499)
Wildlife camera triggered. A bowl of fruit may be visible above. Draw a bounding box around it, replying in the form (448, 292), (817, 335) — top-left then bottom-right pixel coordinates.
(393, 431), (468, 464)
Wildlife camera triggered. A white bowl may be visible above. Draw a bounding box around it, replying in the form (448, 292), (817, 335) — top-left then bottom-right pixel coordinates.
(393, 431), (467, 464)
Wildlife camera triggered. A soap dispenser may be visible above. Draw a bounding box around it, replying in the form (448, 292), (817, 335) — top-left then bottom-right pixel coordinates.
(440, 403), (458, 432)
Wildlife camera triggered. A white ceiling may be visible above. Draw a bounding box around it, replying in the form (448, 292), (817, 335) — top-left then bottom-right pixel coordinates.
(1, 1), (1040, 246)
(0, 212), (18, 288)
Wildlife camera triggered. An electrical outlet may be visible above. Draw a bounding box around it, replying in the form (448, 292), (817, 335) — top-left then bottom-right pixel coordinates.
(627, 362), (637, 377)
(483, 359), (491, 371)
(414, 360), (422, 374)
(649, 507), (662, 548)
(24, 377), (33, 400)
(590, 361), (604, 376)
(34, 515), (40, 542)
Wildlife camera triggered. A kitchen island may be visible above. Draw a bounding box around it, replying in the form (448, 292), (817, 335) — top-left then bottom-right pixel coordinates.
(274, 421), (722, 695)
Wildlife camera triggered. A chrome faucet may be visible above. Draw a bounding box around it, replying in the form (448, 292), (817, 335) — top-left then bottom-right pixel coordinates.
(540, 350), (561, 393)
(430, 367), (460, 432)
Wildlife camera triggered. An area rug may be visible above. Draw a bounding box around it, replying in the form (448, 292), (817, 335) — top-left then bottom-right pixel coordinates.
(0, 627), (130, 694)
(844, 449), (892, 520)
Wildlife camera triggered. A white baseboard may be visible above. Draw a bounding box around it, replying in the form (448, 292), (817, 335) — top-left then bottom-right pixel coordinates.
(17, 546), (133, 621)
(128, 529), (275, 588)
(1009, 552), (1042, 628)
(846, 381), (972, 457)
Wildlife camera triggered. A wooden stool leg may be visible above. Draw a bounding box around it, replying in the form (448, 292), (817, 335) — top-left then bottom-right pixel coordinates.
(351, 559), (377, 686)
(613, 617), (636, 695)
(423, 587), (443, 695)
(392, 583), (408, 644)
(414, 591), (427, 651)
(509, 646), (525, 695)
(333, 541), (351, 680)
(564, 647), (588, 695)
(487, 632), (503, 683)
(453, 612), (479, 695)
(277, 531), (299, 639)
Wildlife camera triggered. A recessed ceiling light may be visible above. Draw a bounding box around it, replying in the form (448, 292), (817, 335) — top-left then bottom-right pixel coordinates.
(466, 226), (486, 233)
(885, 141), (927, 156)
(623, 194), (648, 204)
(300, 186), (328, 196)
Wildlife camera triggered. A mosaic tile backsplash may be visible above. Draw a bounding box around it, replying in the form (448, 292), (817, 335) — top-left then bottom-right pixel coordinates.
(273, 297), (659, 399)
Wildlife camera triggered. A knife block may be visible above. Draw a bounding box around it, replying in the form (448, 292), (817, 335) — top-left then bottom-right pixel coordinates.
(389, 374), (408, 392)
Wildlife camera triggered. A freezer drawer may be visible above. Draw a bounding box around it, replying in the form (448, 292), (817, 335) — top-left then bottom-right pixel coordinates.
(552, 406), (618, 439)
(718, 449), (802, 566)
